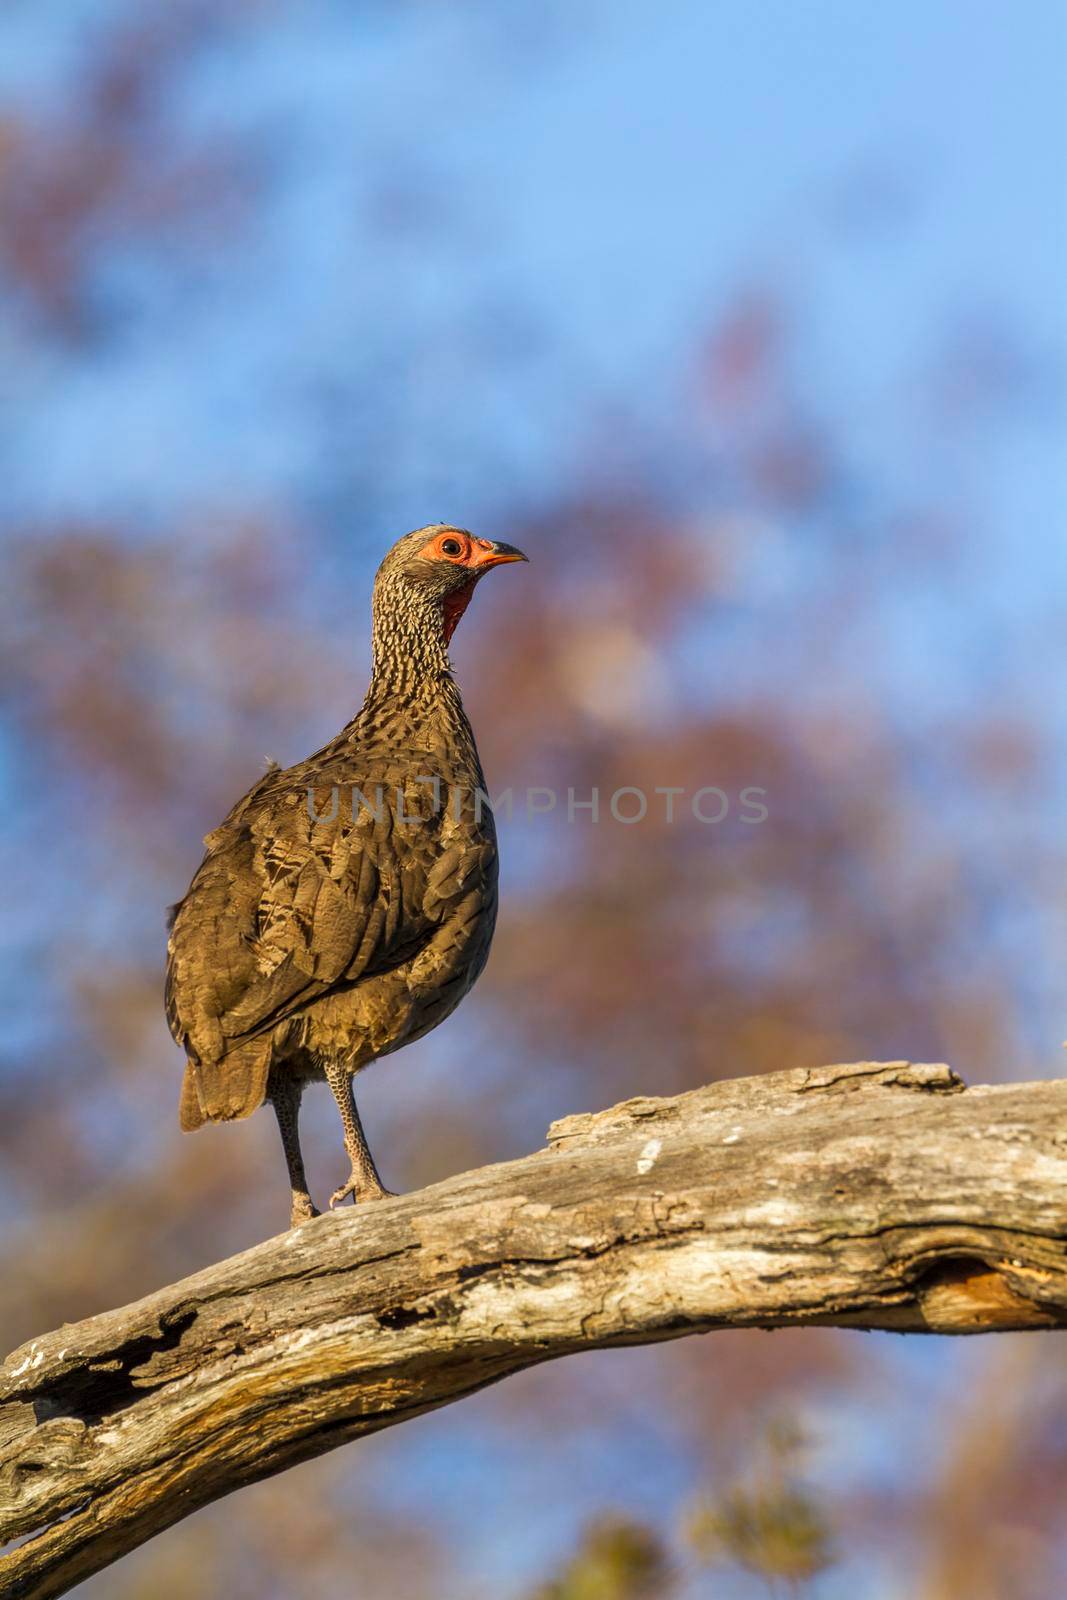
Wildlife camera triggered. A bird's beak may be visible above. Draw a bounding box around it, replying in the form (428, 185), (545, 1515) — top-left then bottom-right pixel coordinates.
(471, 540), (529, 569)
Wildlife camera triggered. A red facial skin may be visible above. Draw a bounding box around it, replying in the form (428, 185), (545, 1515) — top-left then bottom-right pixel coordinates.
(416, 529), (523, 571)
(441, 583), (475, 644)
(416, 530), (525, 643)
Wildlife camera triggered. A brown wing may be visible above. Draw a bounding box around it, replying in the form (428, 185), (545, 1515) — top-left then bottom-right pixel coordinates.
(166, 766), (444, 1126)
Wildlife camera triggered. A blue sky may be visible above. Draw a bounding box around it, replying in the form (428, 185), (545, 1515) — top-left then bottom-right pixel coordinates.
(3, 0), (1064, 536)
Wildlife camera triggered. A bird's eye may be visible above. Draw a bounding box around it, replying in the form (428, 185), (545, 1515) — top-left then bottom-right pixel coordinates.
(440, 538), (463, 557)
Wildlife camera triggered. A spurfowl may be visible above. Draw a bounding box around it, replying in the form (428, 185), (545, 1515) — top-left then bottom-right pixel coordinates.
(166, 525), (526, 1226)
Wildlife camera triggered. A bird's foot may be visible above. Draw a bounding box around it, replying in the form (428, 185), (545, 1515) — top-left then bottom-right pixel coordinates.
(289, 1193), (320, 1228)
(329, 1173), (396, 1210)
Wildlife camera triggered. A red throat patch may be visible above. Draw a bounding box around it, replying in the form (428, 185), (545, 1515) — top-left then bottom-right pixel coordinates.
(442, 580), (476, 645)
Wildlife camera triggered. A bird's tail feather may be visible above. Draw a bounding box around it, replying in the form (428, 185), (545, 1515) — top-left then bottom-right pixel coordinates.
(179, 1062), (206, 1131)
(178, 1038), (272, 1130)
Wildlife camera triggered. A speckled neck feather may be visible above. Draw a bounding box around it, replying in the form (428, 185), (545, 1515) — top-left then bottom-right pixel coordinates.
(354, 540), (483, 777)
(366, 569), (444, 694)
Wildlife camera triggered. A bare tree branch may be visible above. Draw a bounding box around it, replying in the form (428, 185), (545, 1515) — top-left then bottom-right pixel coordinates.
(3, 1061), (1066, 1598)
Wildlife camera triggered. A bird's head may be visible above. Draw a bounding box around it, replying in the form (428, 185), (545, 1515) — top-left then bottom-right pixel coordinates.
(375, 524), (528, 647)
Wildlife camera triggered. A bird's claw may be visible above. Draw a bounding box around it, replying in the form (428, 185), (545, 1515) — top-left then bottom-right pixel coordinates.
(329, 1175), (397, 1210)
(329, 1178), (359, 1210)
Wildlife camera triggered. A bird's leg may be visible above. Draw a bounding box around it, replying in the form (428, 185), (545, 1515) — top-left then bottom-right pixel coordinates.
(270, 1074), (319, 1227)
(324, 1059), (394, 1208)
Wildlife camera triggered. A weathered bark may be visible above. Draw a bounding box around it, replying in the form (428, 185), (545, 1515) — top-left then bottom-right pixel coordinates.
(2, 1061), (1066, 1598)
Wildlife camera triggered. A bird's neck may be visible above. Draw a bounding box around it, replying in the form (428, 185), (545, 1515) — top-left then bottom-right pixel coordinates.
(361, 582), (472, 737)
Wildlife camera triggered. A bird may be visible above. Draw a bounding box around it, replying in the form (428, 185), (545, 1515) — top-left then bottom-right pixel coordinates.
(165, 524), (527, 1227)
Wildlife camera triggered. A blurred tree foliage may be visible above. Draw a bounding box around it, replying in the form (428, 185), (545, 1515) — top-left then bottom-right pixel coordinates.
(529, 1518), (674, 1600)
(686, 1421), (833, 1595)
(531, 1422), (834, 1600)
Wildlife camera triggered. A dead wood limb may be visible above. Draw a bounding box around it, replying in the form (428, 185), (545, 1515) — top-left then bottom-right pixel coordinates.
(3, 1060), (1066, 1598)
